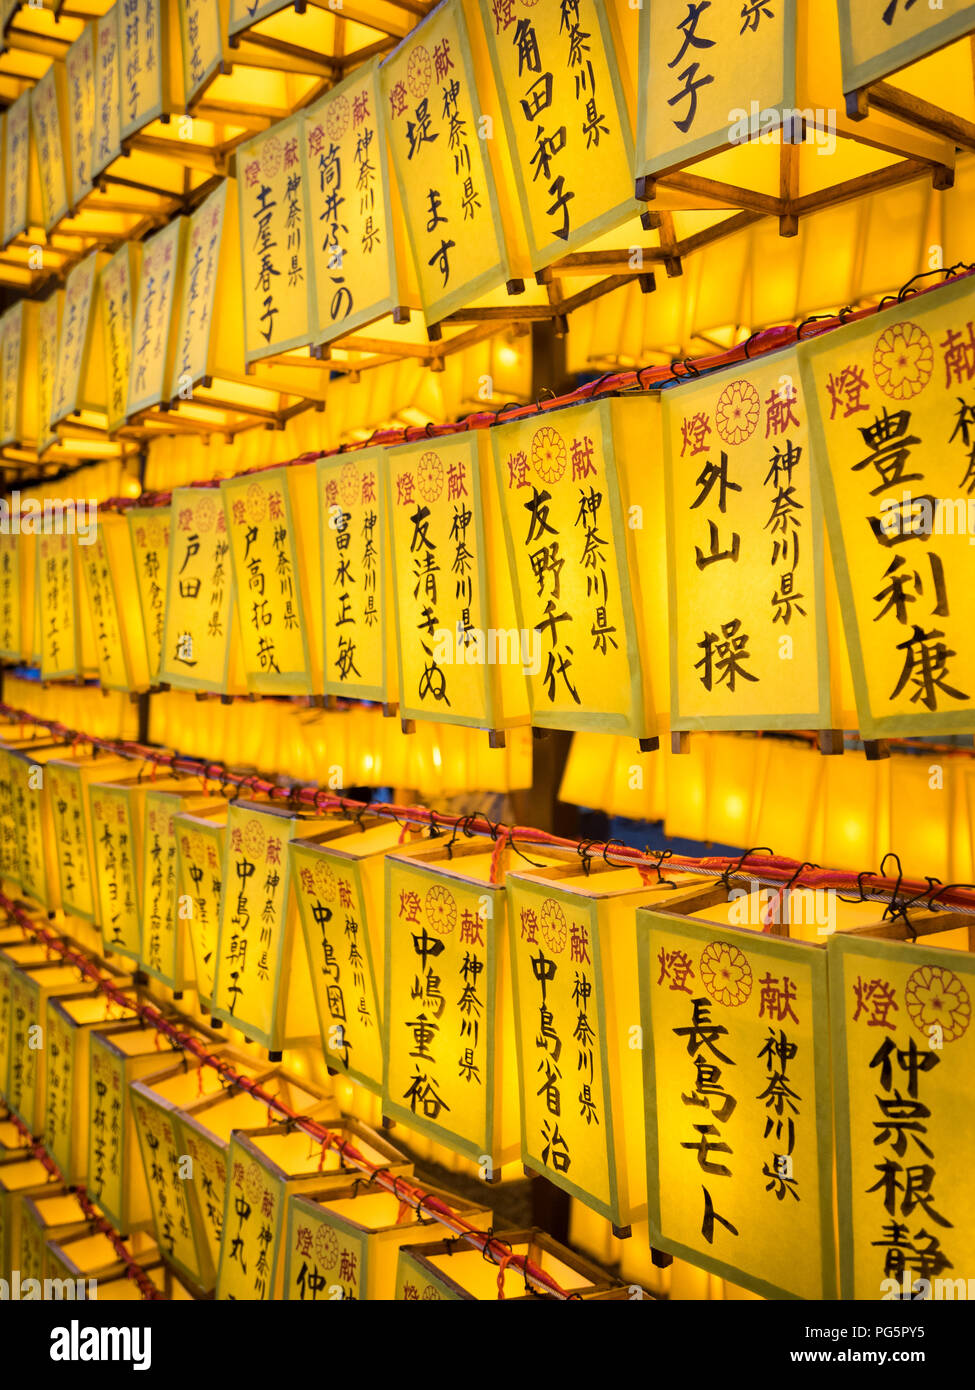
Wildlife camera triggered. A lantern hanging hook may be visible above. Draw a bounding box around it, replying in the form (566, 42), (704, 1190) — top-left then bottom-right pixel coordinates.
(924, 879), (975, 914)
(719, 846), (773, 893)
(644, 846), (677, 890)
(897, 267), (948, 302)
(491, 400), (522, 426)
(837, 867), (874, 905)
(578, 839), (598, 877)
(782, 860), (819, 892)
(603, 837), (634, 870)
(796, 313), (834, 341)
(536, 386), (558, 413)
(508, 829), (546, 869)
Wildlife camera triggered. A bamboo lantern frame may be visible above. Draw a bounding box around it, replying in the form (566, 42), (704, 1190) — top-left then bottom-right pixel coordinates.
(634, 0), (956, 238)
(45, 987), (140, 1188)
(17, 1189), (90, 1287)
(395, 1225), (625, 1300)
(216, 1115), (412, 1301)
(283, 1178), (493, 1301)
(165, 1065), (336, 1286)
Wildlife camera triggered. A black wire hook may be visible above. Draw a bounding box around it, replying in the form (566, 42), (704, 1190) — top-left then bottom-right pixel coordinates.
(720, 847), (773, 893)
(796, 313), (835, 341)
(644, 847), (677, 890)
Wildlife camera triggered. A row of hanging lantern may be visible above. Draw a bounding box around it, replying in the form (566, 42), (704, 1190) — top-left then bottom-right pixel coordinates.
(2, 0), (975, 467)
(561, 730), (975, 887)
(1, 718), (972, 1300)
(4, 266), (975, 744)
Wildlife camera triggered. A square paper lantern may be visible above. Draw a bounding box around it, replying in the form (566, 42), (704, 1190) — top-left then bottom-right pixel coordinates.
(18, 1191), (89, 1288)
(491, 394), (669, 741)
(6, 960), (102, 1136)
(386, 432), (530, 737)
(799, 274), (975, 739)
(0, 1159), (59, 1280)
(0, 937), (62, 1097)
(47, 753), (130, 926)
(7, 742), (68, 911)
(87, 1022), (192, 1235)
(77, 510), (152, 693)
(235, 114), (312, 364)
(211, 803), (334, 1056)
(216, 1119), (412, 1301)
(290, 819), (403, 1097)
(45, 990), (139, 1187)
(220, 464), (324, 696)
(173, 806), (227, 1017)
(380, 0), (515, 325)
(301, 56), (409, 347)
(382, 838), (526, 1170)
(474, 0), (637, 272)
(88, 775), (184, 963)
(284, 1180), (493, 1302)
(748, 737), (823, 863)
(46, 1228), (160, 1295)
(319, 450), (397, 707)
(395, 1227), (622, 1301)
(636, 886), (835, 1300)
(663, 348), (843, 734)
(126, 507), (171, 684)
(141, 788), (223, 992)
(829, 933), (975, 1300)
(176, 1067), (336, 1283)
(506, 857), (707, 1231)
(158, 486), (247, 695)
(130, 1047), (267, 1295)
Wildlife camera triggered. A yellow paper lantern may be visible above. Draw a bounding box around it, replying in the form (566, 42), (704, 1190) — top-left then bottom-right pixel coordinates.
(382, 837), (526, 1169)
(664, 347), (844, 734)
(45, 990), (139, 1187)
(45, 1228), (160, 1295)
(87, 774), (184, 963)
(6, 960), (104, 1137)
(284, 1180), (493, 1301)
(169, 1066), (336, 1284)
(290, 819), (402, 1097)
(637, 888), (836, 1299)
(491, 394), (669, 741)
(87, 1022), (190, 1235)
(704, 735), (761, 847)
(158, 487), (248, 695)
(319, 451), (398, 707)
(380, 0), (517, 325)
(636, 2), (954, 236)
(0, 1157), (60, 1281)
(817, 748), (890, 874)
(663, 734), (709, 842)
(141, 788), (223, 993)
(386, 430), (530, 738)
(395, 1226), (622, 1300)
(506, 856), (706, 1231)
(829, 932), (975, 1299)
(17, 1189), (89, 1288)
(130, 1046), (268, 1295)
(47, 753), (131, 928)
(799, 274), (975, 740)
(216, 1117), (412, 1301)
(211, 802), (335, 1056)
(0, 935), (63, 1099)
(173, 805), (228, 1017)
(748, 736), (823, 861)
